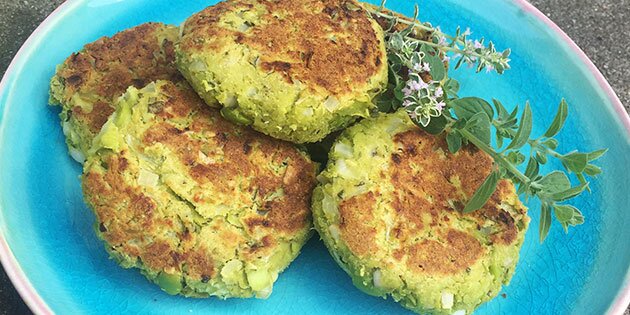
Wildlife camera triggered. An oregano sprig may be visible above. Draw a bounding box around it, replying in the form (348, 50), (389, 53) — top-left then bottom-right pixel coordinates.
(370, 1), (607, 242)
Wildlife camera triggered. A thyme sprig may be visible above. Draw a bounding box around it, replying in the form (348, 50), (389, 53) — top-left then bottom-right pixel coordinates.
(368, 1), (511, 74)
(370, 1), (606, 242)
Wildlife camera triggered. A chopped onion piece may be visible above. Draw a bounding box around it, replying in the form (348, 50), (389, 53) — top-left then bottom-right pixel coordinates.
(224, 94), (238, 107)
(138, 169), (159, 187)
(333, 142), (353, 158)
(373, 269), (383, 288)
(69, 147), (86, 164)
(238, 23), (250, 32)
(335, 159), (354, 179)
(322, 194), (338, 218)
(302, 108), (314, 117)
(441, 292), (454, 309)
(198, 151), (214, 164)
(328, 224), (341, 241)
(386, 117), (406, 134)
(189, 60), (207, 72)
(323, 96), (340, 112)
(246, 87), (258, 97)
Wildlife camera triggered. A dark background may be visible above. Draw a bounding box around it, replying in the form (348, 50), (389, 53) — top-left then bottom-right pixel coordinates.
(0, 1), (628, 314)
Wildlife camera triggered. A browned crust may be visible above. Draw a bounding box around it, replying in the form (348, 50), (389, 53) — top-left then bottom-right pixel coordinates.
(339, 192), (379, 257)
(389, 130), (525, 247)
(407, 229), (484, 274)
(56, 22), (181, 135)
(83, 82), (317, 281)
(337, 128), (527, 275)
(180, 0), (386, 95)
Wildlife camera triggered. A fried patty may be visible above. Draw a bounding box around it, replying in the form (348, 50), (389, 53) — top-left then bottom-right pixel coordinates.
(176, 0), (388, 143)
(82, 80), (317, 298)
(49, 23), (182, 162)
(312, 110), (529, 314)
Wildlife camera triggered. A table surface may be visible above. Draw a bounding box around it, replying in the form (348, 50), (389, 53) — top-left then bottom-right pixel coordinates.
(0, 0), (628, 314)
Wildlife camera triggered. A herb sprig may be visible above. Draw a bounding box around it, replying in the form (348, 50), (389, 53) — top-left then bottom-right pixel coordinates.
(367, 1), (606, 242)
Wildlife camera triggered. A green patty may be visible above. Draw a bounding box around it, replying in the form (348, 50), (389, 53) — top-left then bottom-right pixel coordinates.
(49, 23), (181, 163)
(312, 110), (530, 314)
(82, 80), (317, 298)
(176, 0), (388, 143)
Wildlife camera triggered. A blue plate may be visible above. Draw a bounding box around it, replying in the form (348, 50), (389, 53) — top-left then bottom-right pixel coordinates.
(0, 0), (628, 314)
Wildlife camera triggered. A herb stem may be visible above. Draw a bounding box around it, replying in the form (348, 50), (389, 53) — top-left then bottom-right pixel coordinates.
(369, 8), (496, 65)
(528, 139), (563, 159)
(411, 40), (489, 60)
(367, 9), (442, 36)
(458, 128), (531, 185)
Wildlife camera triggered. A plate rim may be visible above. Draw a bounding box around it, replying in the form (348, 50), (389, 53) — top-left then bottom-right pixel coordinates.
(0, 0), (628, 314)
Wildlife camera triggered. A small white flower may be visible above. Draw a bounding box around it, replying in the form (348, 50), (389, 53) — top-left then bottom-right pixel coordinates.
(463, 27), (472, 36)
(435, 87), (444, 98)
(422, 62), (431, 72)
(402, 87), (412, 96)
(486, 65), (495, 73)
(473, 40), (484, 49)
(409, 111), (418, 120)
(407, 79), (427, 91)
(435, 101), (446, 111)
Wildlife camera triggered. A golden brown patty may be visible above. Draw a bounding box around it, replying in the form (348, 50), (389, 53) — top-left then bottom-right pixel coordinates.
(312, 110), (529, 314)
(82, 80), (317, 298)
(340, 129), (524, 263)
(176, 0), (388, 143)
(49, 22), (181, 161)
(181, 0), (384, 95)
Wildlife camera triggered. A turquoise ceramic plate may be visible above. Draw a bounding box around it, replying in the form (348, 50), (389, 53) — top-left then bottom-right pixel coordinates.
(0, 0), (628, 314)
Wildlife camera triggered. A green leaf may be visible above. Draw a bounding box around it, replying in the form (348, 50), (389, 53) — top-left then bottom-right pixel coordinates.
(444, 78), (460, 97)
(576, 173), (590, 192)
(562, 152), (588, 173)
(587, 149), (608, 161)
(496, 133), (504, 149)
(539, 203), (552, 242)
(455, 55), (465, 69)
(553, 204), (584, 232)
(524, 158), (540, 178)
(465, 112), (492, 145)
(507, 151), (526, 166)
(446, 131), (462, 153)
(516, 179), (529, 195)
(497, 117), (518, 129)
(536, 171), (571, 195)
(420, 45), (446, 81)
(389, 33), (405, 50)
(553, 204), (573, 224)
(393, 82), (405, 101)
(375, 99), (393, 112)
(463, 171), (500, 213)
(552, 182), (589, 202)
(507, 105), (519, 120)
(451, 97), (494, 121)
(492, 99), (509, 120)
(584, 164), (602, 176)
(421, 114), (447, 135)
(542, 138), (559, 150)
(505, 102), (532, 150)
(534, 151), (548, 164)
(543, 99), (568, 138)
